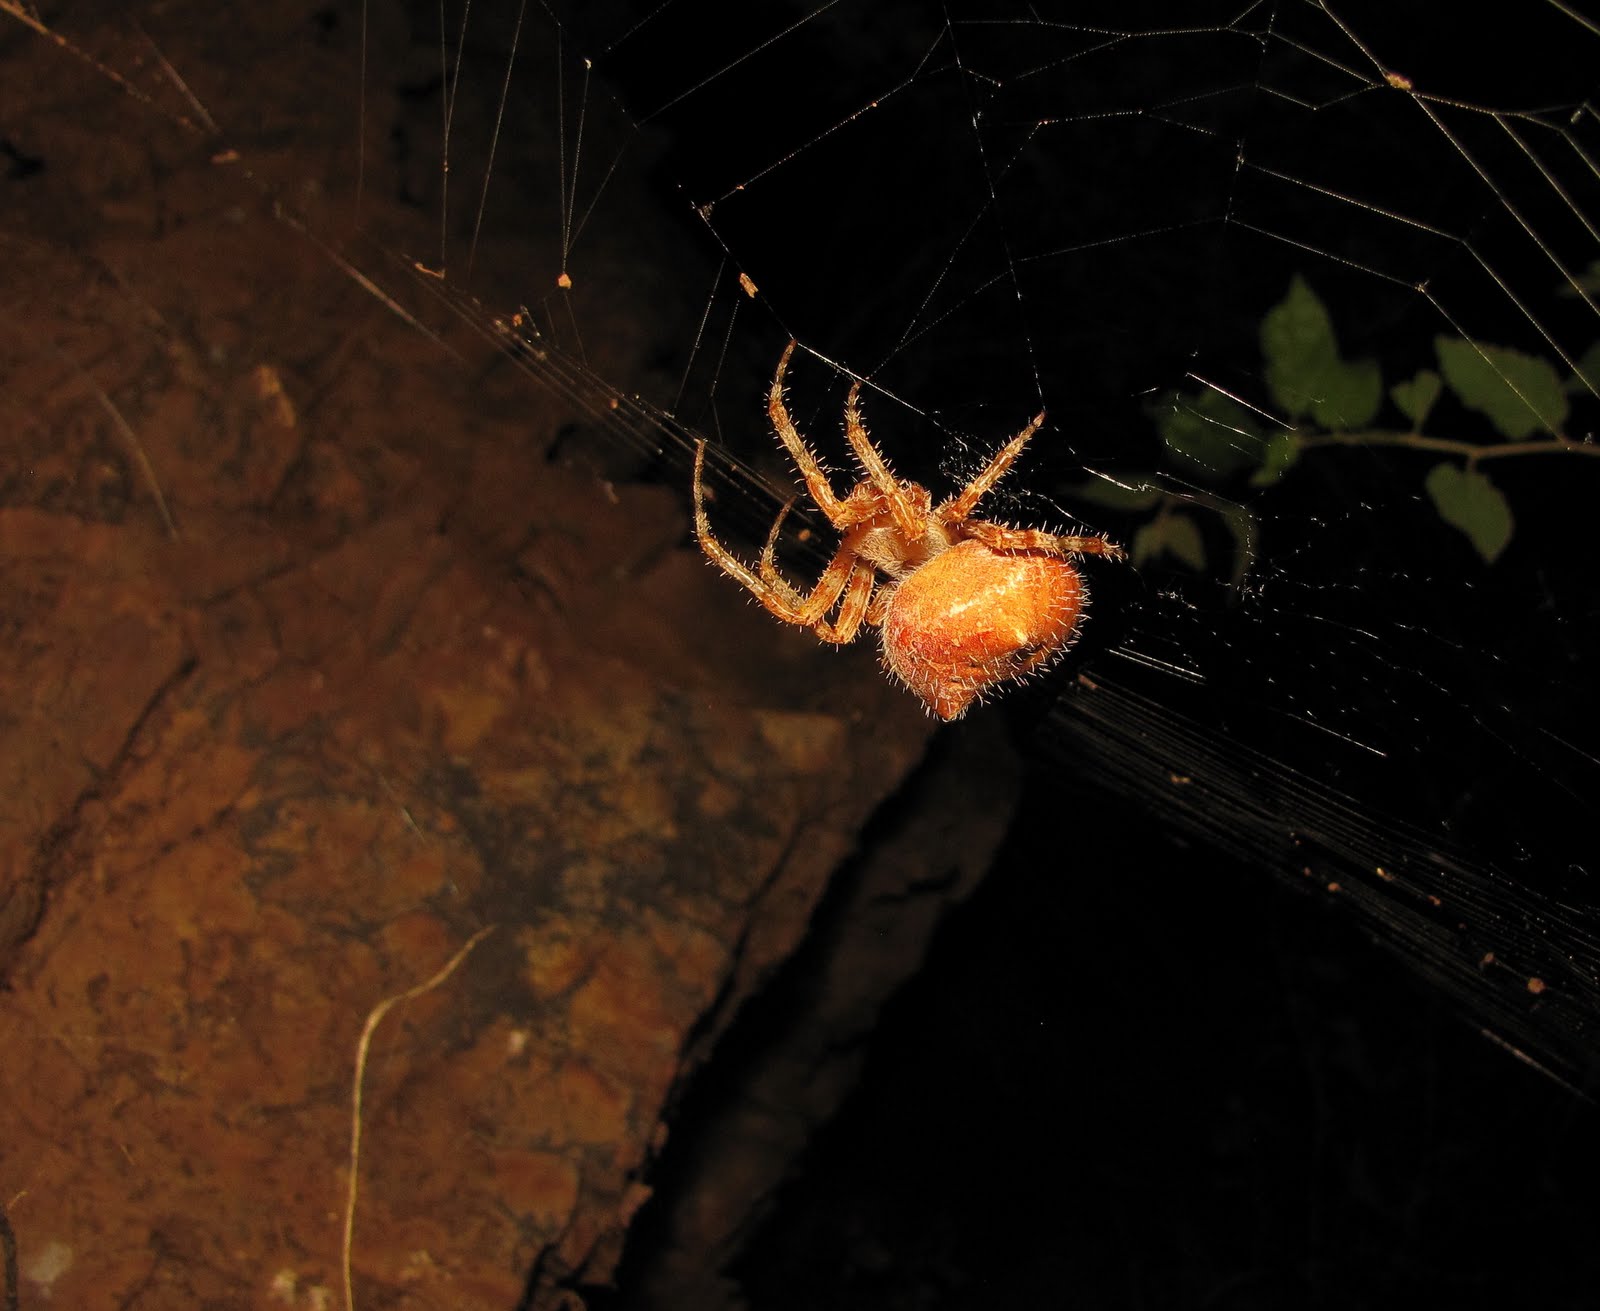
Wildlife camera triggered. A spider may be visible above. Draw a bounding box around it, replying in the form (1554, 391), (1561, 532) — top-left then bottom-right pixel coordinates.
(692, 342), (1127, 720)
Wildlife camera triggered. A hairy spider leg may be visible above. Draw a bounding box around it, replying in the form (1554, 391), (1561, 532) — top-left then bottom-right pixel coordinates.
(963, 518), (1127, 560)
(757, 495), (801, 595)
(811, 564), (877, 645)
(769, 342), (894, 533)
(865, 587), (893, 627)
(936, 412), (1046, 525)
(693, 439), (873, 631)
(844, 380), (923, 542)
(1010, 636), (1081, 681)
(749, 492), (882, 641)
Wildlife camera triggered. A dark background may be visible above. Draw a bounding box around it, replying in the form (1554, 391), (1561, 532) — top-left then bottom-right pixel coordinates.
(559, 2), (1600, 1306)
(6, 0), (1596, 1306)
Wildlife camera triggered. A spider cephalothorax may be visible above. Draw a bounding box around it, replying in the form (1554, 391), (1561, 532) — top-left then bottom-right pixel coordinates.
(693, 342), (1126, 719)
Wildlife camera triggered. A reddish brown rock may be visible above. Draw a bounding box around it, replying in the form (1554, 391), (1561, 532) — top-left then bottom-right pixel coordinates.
(0, 9), (1018, 1310)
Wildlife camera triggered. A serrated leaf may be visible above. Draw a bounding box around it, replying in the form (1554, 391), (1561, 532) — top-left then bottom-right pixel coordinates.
(1067, 478), (1163, 512)
(1154, 388), (1261, 479)
(1424, 462), (1513, 563)
(1391, 369), (1442, 428)
(1249, 431), (1302, 486)
(1261, 276), (1335, 420)
(1132, 513), (1206, 571)
(1435, 337), (1569, 439)
(1309, 357), (1382, 430)
(1260, 276), (1381, 428)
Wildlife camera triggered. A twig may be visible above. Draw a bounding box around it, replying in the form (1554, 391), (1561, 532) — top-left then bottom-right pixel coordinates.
(132, 18), (219, 135)
(0, 2), (173, 121)
(342, 925), (495, 1311)
(81, 373), (181, 541)
(1296, 427), (1597, 465)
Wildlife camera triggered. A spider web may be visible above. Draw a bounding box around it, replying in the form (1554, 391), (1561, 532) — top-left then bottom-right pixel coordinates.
(6, 0), (1600, 1299)
(12, 0), (1599, 1080)
(333, 7), (1600, 1288)
(345, 0), (1600, 1083)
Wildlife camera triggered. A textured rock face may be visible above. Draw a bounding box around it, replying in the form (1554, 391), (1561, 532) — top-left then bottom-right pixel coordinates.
(0, 10), (1017, 1309)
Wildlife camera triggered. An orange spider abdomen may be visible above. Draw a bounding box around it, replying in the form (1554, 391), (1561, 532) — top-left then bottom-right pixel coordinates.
(881, 539), (1086, 720)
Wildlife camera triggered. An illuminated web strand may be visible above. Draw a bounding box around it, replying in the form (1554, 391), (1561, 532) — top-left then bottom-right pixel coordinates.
(637, 0), (848, 123)
(438, 0), (474, 273)
(698, 36), (945, 212)
(467, 0), (526, 279)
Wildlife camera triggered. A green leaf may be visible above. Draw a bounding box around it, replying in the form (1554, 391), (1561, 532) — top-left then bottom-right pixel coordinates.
(1261, 276), (1334, 420)
(1260, 275), (1382, 429)
(1309, 358), (1382, 431)
(1424, 463), (1513, 563)
(1249, 431), (1302, 486)
(1132, 513), (1206, 571)
(1391, 369), (1442, 429)
(1154, 388), (1262, 480)
(1434, 337), (1569, 439)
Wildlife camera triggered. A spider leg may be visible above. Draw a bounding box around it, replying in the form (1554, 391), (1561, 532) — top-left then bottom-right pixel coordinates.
(758, 494), (804, 598)
(693, 440), (873, 633)
(769, 341), (861, 530)
(865, 587), (892, 628)
(811, 565), (876, 645)
(694, 439), (793, 606)
(746, 487), (866, 625)
(962, 517), (1126, 561)
(780, 546), (867, 625)
(1013, 642), (1071, 678)
(844, 380), (923, 541)
(936, 411), (1045, 524)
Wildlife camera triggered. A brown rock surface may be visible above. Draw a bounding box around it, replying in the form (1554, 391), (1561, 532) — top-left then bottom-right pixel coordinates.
(0, 9), (1018, 1308)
